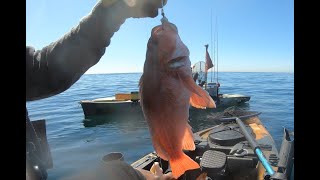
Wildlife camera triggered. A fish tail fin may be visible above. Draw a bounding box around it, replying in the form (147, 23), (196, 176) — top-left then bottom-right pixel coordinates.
(182, 124), (195, 150)
(169, 153), (200, 179)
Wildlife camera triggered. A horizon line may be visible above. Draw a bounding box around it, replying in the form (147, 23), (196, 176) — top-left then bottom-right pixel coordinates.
(84, 71), (294, 75)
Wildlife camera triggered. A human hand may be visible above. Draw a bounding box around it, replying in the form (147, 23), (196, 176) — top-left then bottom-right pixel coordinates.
(124, 0), (168, 18)
(136, 162), (175, 180)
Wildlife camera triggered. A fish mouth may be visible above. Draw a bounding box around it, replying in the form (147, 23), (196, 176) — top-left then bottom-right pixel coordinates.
(168, 56), (187, 69)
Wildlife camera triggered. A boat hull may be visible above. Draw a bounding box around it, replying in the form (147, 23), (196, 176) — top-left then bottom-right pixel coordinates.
(80, 98), (142, 117)
(80, 94), (250, 117)
(217, 94), (251, 106)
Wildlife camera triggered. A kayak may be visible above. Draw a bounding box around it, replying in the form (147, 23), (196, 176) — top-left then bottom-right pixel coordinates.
(79, 92), (250, 117)
(131, 109), (294, 180)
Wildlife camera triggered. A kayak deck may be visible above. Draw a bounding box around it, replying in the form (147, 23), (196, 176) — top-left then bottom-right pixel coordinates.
(132, 110), (282, 180)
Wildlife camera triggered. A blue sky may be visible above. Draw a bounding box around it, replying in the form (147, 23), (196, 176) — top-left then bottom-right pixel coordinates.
(26, 0), (293, 73)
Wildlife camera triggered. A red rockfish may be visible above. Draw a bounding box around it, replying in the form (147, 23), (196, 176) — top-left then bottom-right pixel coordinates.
(139, 18), (216, 179)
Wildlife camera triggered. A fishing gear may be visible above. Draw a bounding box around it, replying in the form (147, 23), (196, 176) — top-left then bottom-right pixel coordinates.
(161, 0), (166, 18)
(160, 0), (168, 24)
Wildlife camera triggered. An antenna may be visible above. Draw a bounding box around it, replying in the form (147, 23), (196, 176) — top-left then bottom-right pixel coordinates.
(216, 16), (219, 83)
(210, 8), (213, 83)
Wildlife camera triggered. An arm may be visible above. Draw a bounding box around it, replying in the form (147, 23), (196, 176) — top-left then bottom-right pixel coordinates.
(26, 0), (141, 101)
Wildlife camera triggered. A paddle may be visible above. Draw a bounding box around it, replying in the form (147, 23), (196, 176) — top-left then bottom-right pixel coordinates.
(207, 107), (275, 176)
(234, 117), (275, 176)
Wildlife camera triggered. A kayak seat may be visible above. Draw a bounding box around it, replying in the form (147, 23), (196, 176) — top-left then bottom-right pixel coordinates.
(208, 123), (253, 147)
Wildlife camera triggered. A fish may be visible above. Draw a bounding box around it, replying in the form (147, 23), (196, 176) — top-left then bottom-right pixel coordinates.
(139, 18), (216, 179)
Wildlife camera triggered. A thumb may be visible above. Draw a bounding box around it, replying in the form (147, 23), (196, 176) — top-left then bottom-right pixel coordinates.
(152, 162), (164, 176)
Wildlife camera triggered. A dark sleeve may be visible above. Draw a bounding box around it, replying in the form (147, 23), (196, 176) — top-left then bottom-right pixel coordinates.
(26, 0), (131, 101)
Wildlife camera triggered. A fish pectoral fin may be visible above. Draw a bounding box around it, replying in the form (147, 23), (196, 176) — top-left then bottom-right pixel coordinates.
(181, 77), (216, 109)
(190, 91), (215, 109)
(169, 153), (200, 179)
(182, 124), (195, 151)
(190, 94), (206, 109)
(190, 81), (216, 109)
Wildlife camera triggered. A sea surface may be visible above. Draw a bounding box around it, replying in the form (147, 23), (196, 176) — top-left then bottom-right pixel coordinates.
(26, 72), (294, 180)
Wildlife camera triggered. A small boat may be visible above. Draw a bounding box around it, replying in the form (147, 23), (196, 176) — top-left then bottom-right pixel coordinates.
(79, 92), (142, 117)
(79, 91), (246, 118)
(191, 44), (251, 107)
(131, 109), (294, 180)
(80, 87), (250, 118)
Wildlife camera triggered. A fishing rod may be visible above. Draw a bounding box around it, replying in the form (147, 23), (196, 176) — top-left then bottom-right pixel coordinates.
(210, 8), (213, 83)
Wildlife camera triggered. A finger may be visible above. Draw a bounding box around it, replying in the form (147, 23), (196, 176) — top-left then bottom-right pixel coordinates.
(154, 0), (168, 8)
(162, 172), (175, 180)
(155, 167), (163, 176)
(162, 0), (168, 6)
(136, 168), (159, 180)
(150, 163), (156, 174)
(150, 162), (162, 174)
(153, 162), (164, 176)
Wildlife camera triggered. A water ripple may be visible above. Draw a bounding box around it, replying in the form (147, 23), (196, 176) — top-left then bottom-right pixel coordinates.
(26, 72), (293, 180)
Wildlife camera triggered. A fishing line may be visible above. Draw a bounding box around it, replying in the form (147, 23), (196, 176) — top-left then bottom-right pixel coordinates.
(160, 0), (168, 25)
(161, 0), (165, 18)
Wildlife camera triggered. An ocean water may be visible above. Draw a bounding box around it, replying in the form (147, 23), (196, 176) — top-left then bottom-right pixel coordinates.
(26, 72), (294, 179)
